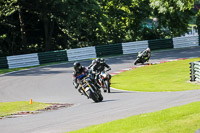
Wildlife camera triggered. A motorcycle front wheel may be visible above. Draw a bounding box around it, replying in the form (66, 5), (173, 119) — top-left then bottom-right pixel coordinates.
(98, 93), (103, 102)
(87, 89), (99, 102)
(134, 59), (139, 65)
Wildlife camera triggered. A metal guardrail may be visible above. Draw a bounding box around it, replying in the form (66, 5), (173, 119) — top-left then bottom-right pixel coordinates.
(189, 61), (200, 82)
(7, 53), (39, 69)
(122, 41), (148, 55)
(67, 47), (96, 61)
(0, 35), (199, 69)
(173, 35), (199, 49)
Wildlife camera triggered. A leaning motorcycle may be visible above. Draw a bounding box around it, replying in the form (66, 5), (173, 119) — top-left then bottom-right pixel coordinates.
(134, 51), (150, 65)
(79, 74), (103, 102)
(98, 70), (111, 93)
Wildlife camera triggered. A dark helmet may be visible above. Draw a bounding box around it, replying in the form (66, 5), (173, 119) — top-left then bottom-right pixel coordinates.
(100, 58), (105, 63)
(96, 58), (100, 64)
(73, 62), (82, 72)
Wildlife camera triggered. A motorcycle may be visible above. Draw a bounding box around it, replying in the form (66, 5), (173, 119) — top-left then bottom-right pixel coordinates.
(98, 70), (111, 93)
(134, 51), (151, 65)
(79, 74), (103, 102)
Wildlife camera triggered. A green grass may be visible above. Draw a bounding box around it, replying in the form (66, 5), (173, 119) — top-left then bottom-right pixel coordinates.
(111, 58), (200, 91)
(0, 101), (50, 117)
(68, 101), (200, 133)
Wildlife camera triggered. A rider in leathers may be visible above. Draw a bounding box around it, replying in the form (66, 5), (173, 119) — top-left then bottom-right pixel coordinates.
(92, 58), (111, 74)
(88, 59), (97, 69)
(142, 48), (151, 62)
(92, 58), (111, 92)
(72, 62), (88, 95)
(134, 48), (151, 65)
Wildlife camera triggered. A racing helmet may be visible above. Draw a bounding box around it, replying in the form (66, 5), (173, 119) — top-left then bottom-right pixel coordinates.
(100, 58), (105, 63)
(73, 62), (82, 72)
(146, 48), (151, 52)
(96, 58), (100, 64)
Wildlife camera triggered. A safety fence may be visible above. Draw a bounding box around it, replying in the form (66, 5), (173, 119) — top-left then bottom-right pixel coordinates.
(67, 47), (96, 61)
(0, 57), (8, 69)
(190, 61), (200, 82)
(148, 39), (173, 50)
(38, 50), (68, 64)
(7, 53), (39, 69)
(0, 35), (199, 69)
(173, 36), (199, 49)
(122, 41), (148, 55)
(96, 43), (123, 57)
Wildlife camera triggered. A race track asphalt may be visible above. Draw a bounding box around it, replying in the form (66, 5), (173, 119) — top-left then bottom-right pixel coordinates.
(0, 47), (200, 133)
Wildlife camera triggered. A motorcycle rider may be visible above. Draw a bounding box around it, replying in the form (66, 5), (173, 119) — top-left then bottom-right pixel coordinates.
(93, 58), (111, 73)
(72, 62), (88, 95)
(143, 48), (151, 61)
(92, 58), (111, 92)
(134, 48), (151, 65)
(88, 59), (97, 69)
(73, 61), (102, 96)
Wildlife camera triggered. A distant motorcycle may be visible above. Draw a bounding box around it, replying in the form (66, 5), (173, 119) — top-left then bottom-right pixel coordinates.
(98, 70), (111, 93)
(134, 51), (151, 65)
(79, 71), (103, 102)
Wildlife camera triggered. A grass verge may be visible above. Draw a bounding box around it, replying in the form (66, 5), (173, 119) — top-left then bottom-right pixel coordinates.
(68, 101), (200, 133)
(0, 101), (50, 117)
(111, 58), (200, 91)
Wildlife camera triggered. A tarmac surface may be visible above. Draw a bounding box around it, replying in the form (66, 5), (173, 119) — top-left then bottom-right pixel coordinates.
(0, 47), (200, 133)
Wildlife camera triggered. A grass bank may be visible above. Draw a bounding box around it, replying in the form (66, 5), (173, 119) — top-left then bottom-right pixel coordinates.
(0, 101), (50, 117)
(111, 58), (200, 91)
(68, 101), (200, 133)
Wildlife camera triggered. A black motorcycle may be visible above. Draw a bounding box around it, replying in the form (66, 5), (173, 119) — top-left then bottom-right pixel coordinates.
(134, 51), (151, 65)
(79, 74), (103, 102)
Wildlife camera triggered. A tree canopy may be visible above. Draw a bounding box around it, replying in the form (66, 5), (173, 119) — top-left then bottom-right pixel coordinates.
(0, 0), (198, 56)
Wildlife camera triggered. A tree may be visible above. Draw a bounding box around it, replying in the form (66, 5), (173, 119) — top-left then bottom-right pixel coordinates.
(150, 0), (196, 37)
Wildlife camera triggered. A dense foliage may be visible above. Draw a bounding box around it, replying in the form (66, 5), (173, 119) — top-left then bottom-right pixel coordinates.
(0, 0), (198, 56)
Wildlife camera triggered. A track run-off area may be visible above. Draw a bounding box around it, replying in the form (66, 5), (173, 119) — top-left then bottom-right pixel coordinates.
(0, 47), (200, 133)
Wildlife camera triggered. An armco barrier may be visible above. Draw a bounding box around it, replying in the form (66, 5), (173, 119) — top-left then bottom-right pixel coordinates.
(0, 35), (199, 69)
(148, 39), (173, 50)
(7, 53), (39, 69)
(38, 50), (68, 64)
(122, 41), (148, 54)
(67, 47), (96, 61)
(194, 61), (200, 82)
(173, 35), (199, 49)
(96, 43), (123, 57)
(189, 62), (195, 81)
(189, 61), (200, 82)
(0, 57), (8, 69)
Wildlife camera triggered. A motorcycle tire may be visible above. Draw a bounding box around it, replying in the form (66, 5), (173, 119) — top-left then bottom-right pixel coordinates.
(98, 93), (103, 102)
(134, 59), (139, 65)
(105, 80), (111, 93)
(87, 89), (99, 102)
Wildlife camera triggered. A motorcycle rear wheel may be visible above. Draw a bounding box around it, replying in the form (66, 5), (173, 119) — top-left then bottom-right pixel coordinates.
(105, 80), (111, 93)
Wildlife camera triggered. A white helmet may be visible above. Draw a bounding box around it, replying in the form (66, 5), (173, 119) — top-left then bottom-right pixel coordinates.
(146, 48), (150, 52)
